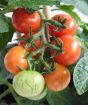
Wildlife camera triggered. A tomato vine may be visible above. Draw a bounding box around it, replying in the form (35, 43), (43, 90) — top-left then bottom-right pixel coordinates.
(0, 0), (88, 105)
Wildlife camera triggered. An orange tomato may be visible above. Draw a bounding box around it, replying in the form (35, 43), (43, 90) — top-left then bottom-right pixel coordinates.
(43, 63), (71, 91)
(4, 46), (28, 74)
(55, 36), (81, 65)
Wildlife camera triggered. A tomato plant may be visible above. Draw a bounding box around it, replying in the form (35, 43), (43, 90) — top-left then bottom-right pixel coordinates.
(47, 14), (77, 37)
(54, 35), (81, 65)
(43, 63), (71, 91)
(12, 7), (41, 33)
(4, 46), (28, 74)
(0, 0), (88, 105)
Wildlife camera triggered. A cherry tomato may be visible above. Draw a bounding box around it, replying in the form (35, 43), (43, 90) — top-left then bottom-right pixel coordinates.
(19, 33), (42, 57)
(48, 14), (77, 37)
(4, 46), (28, 74)
(12, 7), (41, 33)
(43, 63), (71, 91)
(13, 70), (45, 98)
(55, 36), (81, 65)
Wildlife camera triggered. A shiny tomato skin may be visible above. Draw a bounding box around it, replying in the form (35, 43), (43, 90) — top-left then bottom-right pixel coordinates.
(12, 7), (41, 33)
(55, 36), (81, 65)
(43, 63), (71, 91)
(4, 46), (28, 74)
(48, 14), (77, 37)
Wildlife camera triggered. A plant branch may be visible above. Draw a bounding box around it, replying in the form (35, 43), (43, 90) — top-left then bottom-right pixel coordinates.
(11, 89), (22, 105)
(43, 19), (65, 29)
(0, 75), (12, 87)
(0, 88), (11, 100)
(44, 6), (51, 19)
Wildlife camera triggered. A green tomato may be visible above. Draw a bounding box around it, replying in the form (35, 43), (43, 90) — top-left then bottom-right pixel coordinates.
(13, 70), (45, 98)
(28, 87), (47, 100)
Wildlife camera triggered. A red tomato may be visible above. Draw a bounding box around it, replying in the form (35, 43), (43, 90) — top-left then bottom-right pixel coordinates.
(43, 63), (71, 91)
(47, 14), (77, 37)
(4, 46), (28, 74)
(12, 7), (41, 33)
(54, 36), (81, 65)
(19, 34), (42, 57)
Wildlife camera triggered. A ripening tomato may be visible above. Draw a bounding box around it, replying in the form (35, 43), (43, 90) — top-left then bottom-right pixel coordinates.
(43, 63), (71, 91)
(4, 46), (28, 74)
(55, 36), (81, 65)
(12, 7), (41, 33)
(47, 14), (77, 37)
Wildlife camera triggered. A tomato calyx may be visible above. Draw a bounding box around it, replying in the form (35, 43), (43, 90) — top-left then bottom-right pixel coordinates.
(26, 8), (36, 13)
(47, 14), (77, 37)
(43, 16), (66, 32)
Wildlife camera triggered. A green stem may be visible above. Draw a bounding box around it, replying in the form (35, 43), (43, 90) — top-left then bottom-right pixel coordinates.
(39, 58), (51, 71)
(43, 19), (65, 28)
(45, 24), (50, 42)
(38, 10), (46, 20)
(0, 75), (22, 105)
(51, 8), (60, 11)
(0, 88), (11, 100)
(0, 75), (12, 87)
(11, 89), (22, 105)
(41, 47), (45, 58)
(47, 43), (60, 51)
(40, 25), (47, 44)
(27, 58), (33, 70)
(28, 49), (42, 58)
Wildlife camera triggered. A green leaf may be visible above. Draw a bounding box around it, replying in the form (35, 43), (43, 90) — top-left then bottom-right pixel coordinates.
(19, 98), (45, 105)
(76, 28), (88, 49)
(73, 54), (88, 95)
(0, 10), (9, 33)
(0, 0), (8, 6)
(46, 88), (84, 105)
(8, 0), (60, 10)
(0, 53), (9, 83)
(80, 22), (88, 35)
(0, 18), (14, 51)
(10, 103), (17, 105)
(0, 102), (8, 105)
(59, 4), (81, 25)
(61, 0), (88, 15)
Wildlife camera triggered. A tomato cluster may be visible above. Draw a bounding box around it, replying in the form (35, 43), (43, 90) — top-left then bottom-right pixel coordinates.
(4, 7), (81, 100)
(48, 14), (80, 65)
